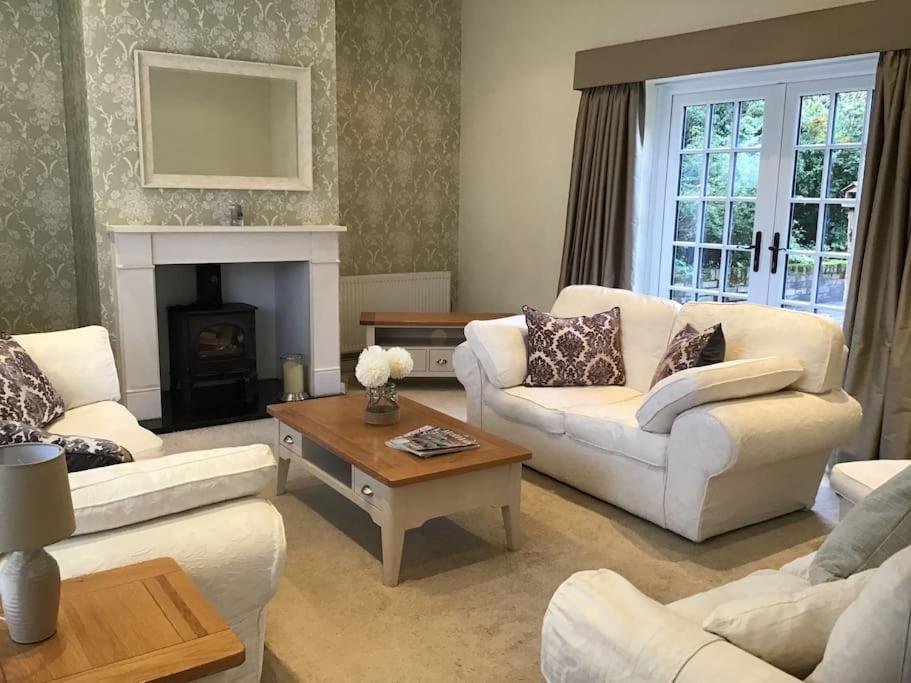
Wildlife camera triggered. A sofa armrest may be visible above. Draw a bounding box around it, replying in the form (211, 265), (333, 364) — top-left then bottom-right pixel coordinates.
(69, 444), (276, 536)
(464, 314), (527, 388)
(542, 569), (797, 683)
(13, 326), (120, 409)
(453, 342), (484, 426)
(668, 389), (861, 475)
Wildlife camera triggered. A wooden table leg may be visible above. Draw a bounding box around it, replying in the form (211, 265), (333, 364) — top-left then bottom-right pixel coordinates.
(381, 521), (405, 587)
(501, 463), (522, 551)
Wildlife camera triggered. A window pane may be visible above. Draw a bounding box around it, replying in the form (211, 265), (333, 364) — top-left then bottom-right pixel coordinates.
(675, 201), (698, 241)
(832, 91), (868, 144)
(702, 201), (725, 243)
(783, 254), (815, 302)
(737, 100), (764, 147)
(706, 153), (730, 196)
(699, 248), (722, 289)
(730, 201), (755, 245)
(697, 293), (718, 302)
(817, 257), (848, 304)
(725, 250), (751, 294)
(827, 148), (861, 199)
(793, 150), (825, 198)
(672, 246), (695, 287)
(823, 204), (851, 252)
(733, 152), (760, 197)
(798, 94), (830, 145)
(683, 106), (707, 149)
(788, 203), (820, 250)
(678, 154), (703, 196)
(670, 290), (694, 304)
(710, 102), (734, 148)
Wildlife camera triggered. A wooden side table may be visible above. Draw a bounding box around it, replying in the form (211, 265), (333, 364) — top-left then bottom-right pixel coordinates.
(0, 558), (244, 683)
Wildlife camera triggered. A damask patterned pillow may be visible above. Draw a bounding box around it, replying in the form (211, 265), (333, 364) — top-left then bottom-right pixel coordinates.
(0, 335), (65, 426)
(0, 419), (134, 473)
(523, 305), (625, 387)
(651, 323), (725, 387)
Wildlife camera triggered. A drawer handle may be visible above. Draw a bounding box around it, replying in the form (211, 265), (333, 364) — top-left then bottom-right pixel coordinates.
(361, 485), (374, 497)
(435, 358), (448, 366)
(282, 435), (295, 445)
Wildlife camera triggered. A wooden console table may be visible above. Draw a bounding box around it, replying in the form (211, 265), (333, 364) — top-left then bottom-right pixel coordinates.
(360, 312), (512, 378)
(0, 558), (244, 682)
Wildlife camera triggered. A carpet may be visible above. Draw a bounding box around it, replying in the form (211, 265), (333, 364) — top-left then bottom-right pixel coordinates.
(161, 383), (838, 682)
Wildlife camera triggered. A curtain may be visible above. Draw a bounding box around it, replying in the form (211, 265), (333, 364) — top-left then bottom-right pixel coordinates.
(559, 82), (644, 290)
(840, 50), (911, 462)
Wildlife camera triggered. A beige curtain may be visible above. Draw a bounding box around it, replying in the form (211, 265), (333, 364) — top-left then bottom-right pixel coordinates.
(559, 83), (644, 290)
(840, 50), (911, 462)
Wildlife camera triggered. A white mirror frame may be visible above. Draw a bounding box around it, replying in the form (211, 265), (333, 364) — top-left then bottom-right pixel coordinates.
(134, 50), (313, 191)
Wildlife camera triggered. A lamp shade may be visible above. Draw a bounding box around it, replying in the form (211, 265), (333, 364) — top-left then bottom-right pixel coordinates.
(0, 444), (75, 551)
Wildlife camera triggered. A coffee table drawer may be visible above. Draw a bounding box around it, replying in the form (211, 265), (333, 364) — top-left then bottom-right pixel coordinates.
(278, 421), (302, 456)
(353, 469), (387, 512)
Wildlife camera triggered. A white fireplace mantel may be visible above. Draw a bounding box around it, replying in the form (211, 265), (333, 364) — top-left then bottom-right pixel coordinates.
(107, 224), (346, 420)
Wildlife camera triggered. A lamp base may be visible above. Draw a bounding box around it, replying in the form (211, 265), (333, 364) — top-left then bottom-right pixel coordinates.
(0, 548), (61, 643)
(281, 392), (309, 402)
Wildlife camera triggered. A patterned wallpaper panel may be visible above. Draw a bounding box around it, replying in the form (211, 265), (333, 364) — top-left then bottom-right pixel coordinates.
(0, 1), (77, 333)
(76, 0), (340, 332)
(335, 0), (460, 293)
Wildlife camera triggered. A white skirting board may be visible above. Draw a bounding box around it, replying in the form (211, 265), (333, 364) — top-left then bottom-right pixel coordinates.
(339, 271), (451, 353)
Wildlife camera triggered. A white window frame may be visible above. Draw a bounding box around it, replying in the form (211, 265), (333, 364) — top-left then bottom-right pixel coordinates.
(638, 54), (878, 299)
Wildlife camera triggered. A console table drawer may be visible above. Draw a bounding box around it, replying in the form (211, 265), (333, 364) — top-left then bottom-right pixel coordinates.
(428, 349), (453, 372)
(405, 348), (428, 373)
(278, 421), (302, 456)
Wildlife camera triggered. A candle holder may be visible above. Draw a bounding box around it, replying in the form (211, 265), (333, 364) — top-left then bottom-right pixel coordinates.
(280, 353), (308, 402)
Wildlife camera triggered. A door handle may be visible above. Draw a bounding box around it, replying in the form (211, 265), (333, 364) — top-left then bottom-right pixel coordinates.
(737, 231), (763, 272)
(768, 232), (784, 275)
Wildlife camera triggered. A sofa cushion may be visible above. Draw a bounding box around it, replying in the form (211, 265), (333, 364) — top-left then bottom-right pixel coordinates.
(0, 419), (134, 472)
(13, 326), (120, 409)
(550, 286), (680, 392)
(563, 398), (668, 468)
(810, 464), (911, 584)
(673, 302), (845, 394)
(484, 384), (641, 434)
(651, 323), (725, 386)
(464, 314), (528, 388)
(808, 545), (911, 683)
(637, 357), (804, 433)
(49, 401), (164, 461)
(523, 305), (625, 387)
(68, 444), (277, 536)
(0, 336), (65, 426)
(830, 460), (911, 505)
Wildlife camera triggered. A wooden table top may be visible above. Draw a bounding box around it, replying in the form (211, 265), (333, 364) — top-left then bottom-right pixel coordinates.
(0, 558), (244, 683)
(359, 311), (513, 327)
(268, 395), (531, 487)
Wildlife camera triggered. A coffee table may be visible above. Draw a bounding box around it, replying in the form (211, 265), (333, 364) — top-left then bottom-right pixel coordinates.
(267, 395), (531, 586)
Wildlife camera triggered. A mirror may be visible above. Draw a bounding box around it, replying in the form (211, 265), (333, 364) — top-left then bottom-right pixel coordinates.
(135, 50), (312, 191)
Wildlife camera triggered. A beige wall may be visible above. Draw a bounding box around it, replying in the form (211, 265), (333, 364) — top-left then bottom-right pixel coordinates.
(458, 0), (867, 313)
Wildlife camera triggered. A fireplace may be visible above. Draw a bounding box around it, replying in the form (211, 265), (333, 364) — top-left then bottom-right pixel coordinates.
(167, 265), (258, 408)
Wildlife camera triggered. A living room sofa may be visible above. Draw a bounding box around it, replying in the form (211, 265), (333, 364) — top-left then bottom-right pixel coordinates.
(453, 286), (861, 541)
(5, 326), (286, 682)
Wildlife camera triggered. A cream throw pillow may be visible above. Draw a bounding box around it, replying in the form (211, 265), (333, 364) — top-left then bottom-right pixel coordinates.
(703, 569), (872, 678)
(636, 356), (804, 433)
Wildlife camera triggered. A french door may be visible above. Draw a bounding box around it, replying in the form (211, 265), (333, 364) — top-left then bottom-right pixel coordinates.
(658, 73), (874, 322)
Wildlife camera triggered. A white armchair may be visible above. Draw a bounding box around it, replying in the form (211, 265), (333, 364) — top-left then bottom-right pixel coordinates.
(454, 286), (861, 541)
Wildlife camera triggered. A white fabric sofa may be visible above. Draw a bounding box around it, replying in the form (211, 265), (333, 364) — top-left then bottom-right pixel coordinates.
(13, 326), (164, 459)
(5, 326), (286, 682)
(453, 286), (862, 541)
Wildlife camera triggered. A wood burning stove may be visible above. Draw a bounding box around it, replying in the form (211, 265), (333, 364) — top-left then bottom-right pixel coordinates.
(167, 265), (258, 408)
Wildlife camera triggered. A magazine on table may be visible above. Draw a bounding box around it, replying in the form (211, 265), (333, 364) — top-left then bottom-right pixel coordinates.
(386, 425), (480, 458)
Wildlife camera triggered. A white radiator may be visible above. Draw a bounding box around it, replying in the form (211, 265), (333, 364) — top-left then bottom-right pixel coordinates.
(340, 271), (451, 353)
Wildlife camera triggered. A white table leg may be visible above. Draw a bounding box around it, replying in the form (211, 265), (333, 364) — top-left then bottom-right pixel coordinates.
(501, 463), (522, 550)
(275, 453), (290, 496)
(381, 521), (405, 587)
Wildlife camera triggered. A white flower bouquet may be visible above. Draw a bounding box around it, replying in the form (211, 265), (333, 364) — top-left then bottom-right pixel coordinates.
(355, 346), (414, 424)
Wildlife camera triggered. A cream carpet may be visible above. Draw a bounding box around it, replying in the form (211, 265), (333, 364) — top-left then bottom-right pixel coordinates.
(161, 382), (839, 682)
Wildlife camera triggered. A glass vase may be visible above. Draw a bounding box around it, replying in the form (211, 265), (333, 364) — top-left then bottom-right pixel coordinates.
(363, 382), (400, 425)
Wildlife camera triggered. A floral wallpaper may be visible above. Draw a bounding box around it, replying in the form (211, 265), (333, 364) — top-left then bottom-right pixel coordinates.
(335, 0), (460, 294)
(0, 1), (78, 333)
(75, 0), (340, 332)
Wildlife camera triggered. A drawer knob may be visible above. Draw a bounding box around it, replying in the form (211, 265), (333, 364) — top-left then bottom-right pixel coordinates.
(282, 435), (295, 445)
(436, 358), (448, 366)
(361, 485), (374, 497)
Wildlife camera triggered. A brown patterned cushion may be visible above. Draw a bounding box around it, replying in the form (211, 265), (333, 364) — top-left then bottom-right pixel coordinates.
(651, 323), (725, 387)
(0, 335), (65, 426)
(523, 305), (625, 387)
(0, 419), (134, 472)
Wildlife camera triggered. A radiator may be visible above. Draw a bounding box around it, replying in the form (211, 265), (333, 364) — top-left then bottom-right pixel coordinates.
(339, 271), (451, 353)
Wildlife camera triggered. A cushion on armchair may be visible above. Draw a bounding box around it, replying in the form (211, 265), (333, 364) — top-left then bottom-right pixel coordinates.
(68, 444), (277, 536)
(464, 314), (528, 388)
(0, 335), (65, 425)
(636, 357), (804, 433)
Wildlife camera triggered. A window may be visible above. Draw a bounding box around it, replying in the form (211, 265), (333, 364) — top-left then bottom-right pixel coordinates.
(649, 59), (875, 322)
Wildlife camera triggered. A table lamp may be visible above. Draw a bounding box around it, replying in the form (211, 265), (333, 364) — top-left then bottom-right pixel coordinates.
(0, 443), (75, 644)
